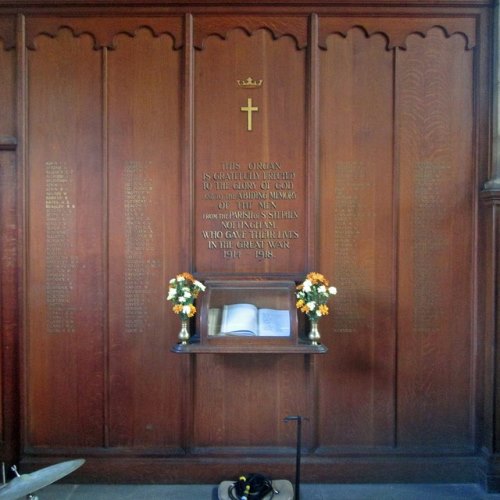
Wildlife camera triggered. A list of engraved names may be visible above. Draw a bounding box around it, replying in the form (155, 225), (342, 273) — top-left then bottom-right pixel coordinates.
(124, 161), (157, 334)
(333, 161), (375, 333)
(413, 161), (449, 333)
(45, 161), (77, 334)
(199, 161), (301, 261)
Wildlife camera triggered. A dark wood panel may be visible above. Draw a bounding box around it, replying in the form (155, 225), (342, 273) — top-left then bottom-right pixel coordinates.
(318, 28), (396, 447)
(193, 15), (308, 50)
(396, 29), (474, 448)
(485, 200), (500, 457)
(0, 40), (18, 462)
(0, 16), (15, 51)
(194, 28), (307, 276)
(193, 355), (314, 448)
(0, 41), (15, 136)
(191, 25), (312, 450)
(1, 5), (489, 488)
(106, 30), (184, 447)
(17, 453), (483, 484)
(0, 151), (19, 461)
(318, 17), (476, 51)
(26, 29), (105, 447)
(26, 16), (183, 50)
(0, 0), (491, 8)
(486, 199), (500, 489)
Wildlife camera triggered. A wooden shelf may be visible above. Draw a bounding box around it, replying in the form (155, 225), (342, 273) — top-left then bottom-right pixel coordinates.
(171, 337), (328, 354)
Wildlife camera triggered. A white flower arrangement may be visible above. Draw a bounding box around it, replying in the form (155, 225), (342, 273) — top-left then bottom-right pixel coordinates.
(167, 272), (206, 320)
(296, 272), (337, 320)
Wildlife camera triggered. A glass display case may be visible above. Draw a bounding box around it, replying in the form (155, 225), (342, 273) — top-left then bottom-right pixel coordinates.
(171, 280), (327, 353)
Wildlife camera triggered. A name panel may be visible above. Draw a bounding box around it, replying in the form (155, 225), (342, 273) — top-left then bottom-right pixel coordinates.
(105, 31), (184, 448)
(317, 29), (396, 447)
(396, 29), (474, 447)
(26, 30), (106, 448)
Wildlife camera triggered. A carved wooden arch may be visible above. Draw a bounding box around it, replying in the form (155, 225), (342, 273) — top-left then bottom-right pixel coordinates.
(0, 17), (16, 50)
(318, 16), (476, 51)
(193, 15), (308, 50)
(25, 17), (183, 50)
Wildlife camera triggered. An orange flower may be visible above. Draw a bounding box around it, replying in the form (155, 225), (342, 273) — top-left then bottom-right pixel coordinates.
(307, 272), (329, 286)
(178, 272), (195, 282)
(318, 304), (329, 316)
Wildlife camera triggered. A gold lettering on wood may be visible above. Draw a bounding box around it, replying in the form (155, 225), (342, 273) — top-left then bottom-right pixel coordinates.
(198, 160), (301, 263)
(45, 161), (77, 334)
(124, 161), (156, 334)
(333, 161), (375, 333)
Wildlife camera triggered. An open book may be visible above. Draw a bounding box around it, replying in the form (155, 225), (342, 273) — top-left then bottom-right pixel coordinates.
(220, 303), (290, 337)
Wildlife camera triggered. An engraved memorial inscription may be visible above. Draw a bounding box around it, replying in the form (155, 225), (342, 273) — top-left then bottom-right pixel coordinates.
(45, 161), (77, 334)
(413, 162), (449, 333)
(199, 160), (301, 263)
(124, 161), (156, 334)
(333, 161), (375, 333)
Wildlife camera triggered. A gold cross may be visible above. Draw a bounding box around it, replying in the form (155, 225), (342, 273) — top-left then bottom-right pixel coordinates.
(240, 98), (259, 131)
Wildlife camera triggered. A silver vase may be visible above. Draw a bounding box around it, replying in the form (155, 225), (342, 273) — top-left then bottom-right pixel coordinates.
(178, 318), (190, 345)
(308, 319), (321, 345)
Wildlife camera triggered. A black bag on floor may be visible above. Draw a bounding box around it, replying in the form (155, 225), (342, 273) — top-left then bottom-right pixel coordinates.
(228, 473), (274, 500)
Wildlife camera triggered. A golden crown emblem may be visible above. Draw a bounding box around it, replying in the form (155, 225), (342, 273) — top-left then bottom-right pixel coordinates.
(237, 77), (263, 89)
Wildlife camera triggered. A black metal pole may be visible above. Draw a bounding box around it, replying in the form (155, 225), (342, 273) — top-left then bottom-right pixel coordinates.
(284, 415), (307, 500)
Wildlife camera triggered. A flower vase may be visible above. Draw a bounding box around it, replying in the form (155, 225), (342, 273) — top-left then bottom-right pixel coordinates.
(308, 319), (321, 346)
(178, 318), (190, 345)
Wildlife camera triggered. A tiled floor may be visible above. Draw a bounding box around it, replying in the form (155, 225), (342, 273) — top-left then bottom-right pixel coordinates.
(31, 482), (500, 499)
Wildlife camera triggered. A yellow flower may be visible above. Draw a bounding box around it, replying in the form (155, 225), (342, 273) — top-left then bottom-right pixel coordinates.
(296, 299), (305, 309)
(173, 304), (183, 314)
(318, 304), (329, 316)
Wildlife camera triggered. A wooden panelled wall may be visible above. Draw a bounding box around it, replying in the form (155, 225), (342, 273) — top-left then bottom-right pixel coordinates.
(0, 0), (498, 489)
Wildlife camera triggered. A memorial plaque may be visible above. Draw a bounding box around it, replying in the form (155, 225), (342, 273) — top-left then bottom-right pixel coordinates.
(197, 160), (302, 266)
(194, 30), (307, 275)
(10, 9), (483, 480)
